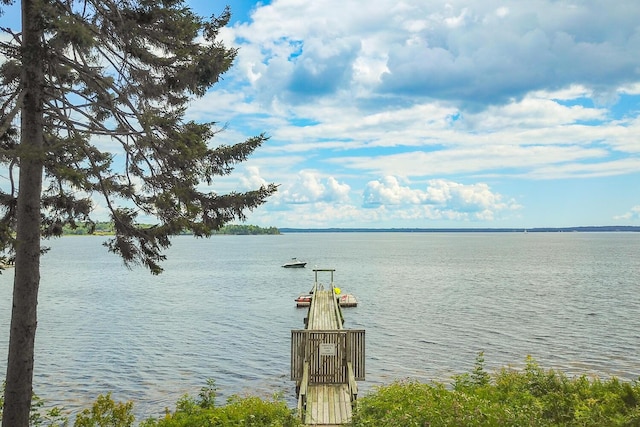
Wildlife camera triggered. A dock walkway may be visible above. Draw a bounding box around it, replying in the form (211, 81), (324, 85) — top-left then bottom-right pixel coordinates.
(291, 269), (365, 425)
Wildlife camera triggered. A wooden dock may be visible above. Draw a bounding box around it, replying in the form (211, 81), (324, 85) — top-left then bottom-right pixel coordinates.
(291, 269), (365, 425)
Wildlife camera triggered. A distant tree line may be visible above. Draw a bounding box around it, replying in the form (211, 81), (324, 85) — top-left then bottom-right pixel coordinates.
(213, 224), (280, 235)
(62, 222), (115, 235)
(62, 223), (279, 236)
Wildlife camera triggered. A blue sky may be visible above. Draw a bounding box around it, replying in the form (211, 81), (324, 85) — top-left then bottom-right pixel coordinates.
(3, 1), (640, 229)
(187, 0), (640, 228)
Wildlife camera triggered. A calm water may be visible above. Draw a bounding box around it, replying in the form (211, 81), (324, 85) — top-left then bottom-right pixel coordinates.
(1, 232), (639, 419)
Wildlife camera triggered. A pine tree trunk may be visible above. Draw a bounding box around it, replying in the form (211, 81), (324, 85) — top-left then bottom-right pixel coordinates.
(2, 0), (45, 425)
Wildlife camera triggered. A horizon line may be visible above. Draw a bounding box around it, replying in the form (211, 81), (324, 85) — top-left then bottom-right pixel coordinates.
(277, 225), (640, 232)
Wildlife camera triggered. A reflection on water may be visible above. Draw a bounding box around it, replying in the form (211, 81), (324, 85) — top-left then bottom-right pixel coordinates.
(1, 232), (639, 418)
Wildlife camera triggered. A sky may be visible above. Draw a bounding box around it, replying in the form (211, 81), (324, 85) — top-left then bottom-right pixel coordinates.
(3, 1), (640, 229)
(188, 0), (640, 229)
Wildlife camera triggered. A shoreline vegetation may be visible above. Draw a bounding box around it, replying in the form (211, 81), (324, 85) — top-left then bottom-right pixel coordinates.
(62, 223), (640, 236)
(62, 223), (282, 236)
(5, 354), (640, 426)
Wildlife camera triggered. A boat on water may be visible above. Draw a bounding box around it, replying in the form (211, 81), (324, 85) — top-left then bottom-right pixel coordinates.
(282, 258), (307, 268)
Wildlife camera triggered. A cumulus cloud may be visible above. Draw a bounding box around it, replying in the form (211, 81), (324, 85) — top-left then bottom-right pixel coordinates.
(228, 1), (640, 108)
(278, 170), (351, 204)
(239, 166), (269, 189)
(379, 2), (640, 105)
(614, 205), (640, 221)
(363, 176), (422, 205)
(259, 202), (368, 228)
(363, 176), (520, 221)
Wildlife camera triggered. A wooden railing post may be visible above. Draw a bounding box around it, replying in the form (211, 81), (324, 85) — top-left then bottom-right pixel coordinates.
(297, 362), (309, 420)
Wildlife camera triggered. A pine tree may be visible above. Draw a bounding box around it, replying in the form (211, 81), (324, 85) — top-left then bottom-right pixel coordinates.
(0, 1), (277, 424)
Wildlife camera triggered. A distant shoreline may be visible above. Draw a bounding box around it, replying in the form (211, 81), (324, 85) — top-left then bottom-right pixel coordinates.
(60, 225), (640, 236)
(279, 226), (640, 233)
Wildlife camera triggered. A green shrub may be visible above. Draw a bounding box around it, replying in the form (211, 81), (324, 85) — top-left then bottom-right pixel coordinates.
(140, 395), (299, 426)
(4, 360), (640, 426)
(73, 393), (135, 427)
(139, 382), (299, 427)
(352, 379), (544, 426)
(352, 354), (640, 427)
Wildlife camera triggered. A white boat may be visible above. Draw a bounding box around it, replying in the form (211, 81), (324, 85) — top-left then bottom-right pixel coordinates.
(282, 258), (307, 268)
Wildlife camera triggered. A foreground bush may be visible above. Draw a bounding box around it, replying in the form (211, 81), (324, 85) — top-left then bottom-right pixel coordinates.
(139, 395), (299, 427)
(4, 356), (640, 426)
(74, 393), (135, 427)
(351, 354), (640, 426)
(139, 380), (299, 427)
(1, 380), (299, 427)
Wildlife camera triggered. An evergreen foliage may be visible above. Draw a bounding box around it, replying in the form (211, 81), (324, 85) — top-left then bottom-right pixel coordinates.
(0, 0), (276, 424)
(0, 0), (277, 273)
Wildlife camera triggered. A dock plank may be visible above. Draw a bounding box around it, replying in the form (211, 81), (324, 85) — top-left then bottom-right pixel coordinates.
(308, 290), (341, 330)
(304, 384), (352, 425)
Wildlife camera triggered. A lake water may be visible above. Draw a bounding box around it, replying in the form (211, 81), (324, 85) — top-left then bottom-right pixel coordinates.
(1, 232), (639, 420)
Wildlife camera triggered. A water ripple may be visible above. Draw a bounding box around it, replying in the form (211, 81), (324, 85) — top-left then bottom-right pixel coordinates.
(1, 233), (639, 419)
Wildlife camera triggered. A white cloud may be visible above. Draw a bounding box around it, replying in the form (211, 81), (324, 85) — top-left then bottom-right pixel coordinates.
(495, 7), (509, 18)
(614, 205), (640, 220)
(363, 176), (520, 221)
(242, 176), (523, 228)
(338, 144), (609, 179)
(278, 170), (351, 204)
(444, 7), (468, 29)
(226, 0), (640, 107)
(465, 97), (607, 131)
(239, 166), (268, 189)
(524, 158), (640, 180)
(363, 176), (427, 205)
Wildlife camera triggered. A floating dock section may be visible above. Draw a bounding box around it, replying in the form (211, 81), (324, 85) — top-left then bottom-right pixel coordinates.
(291, 269), (365, 425)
